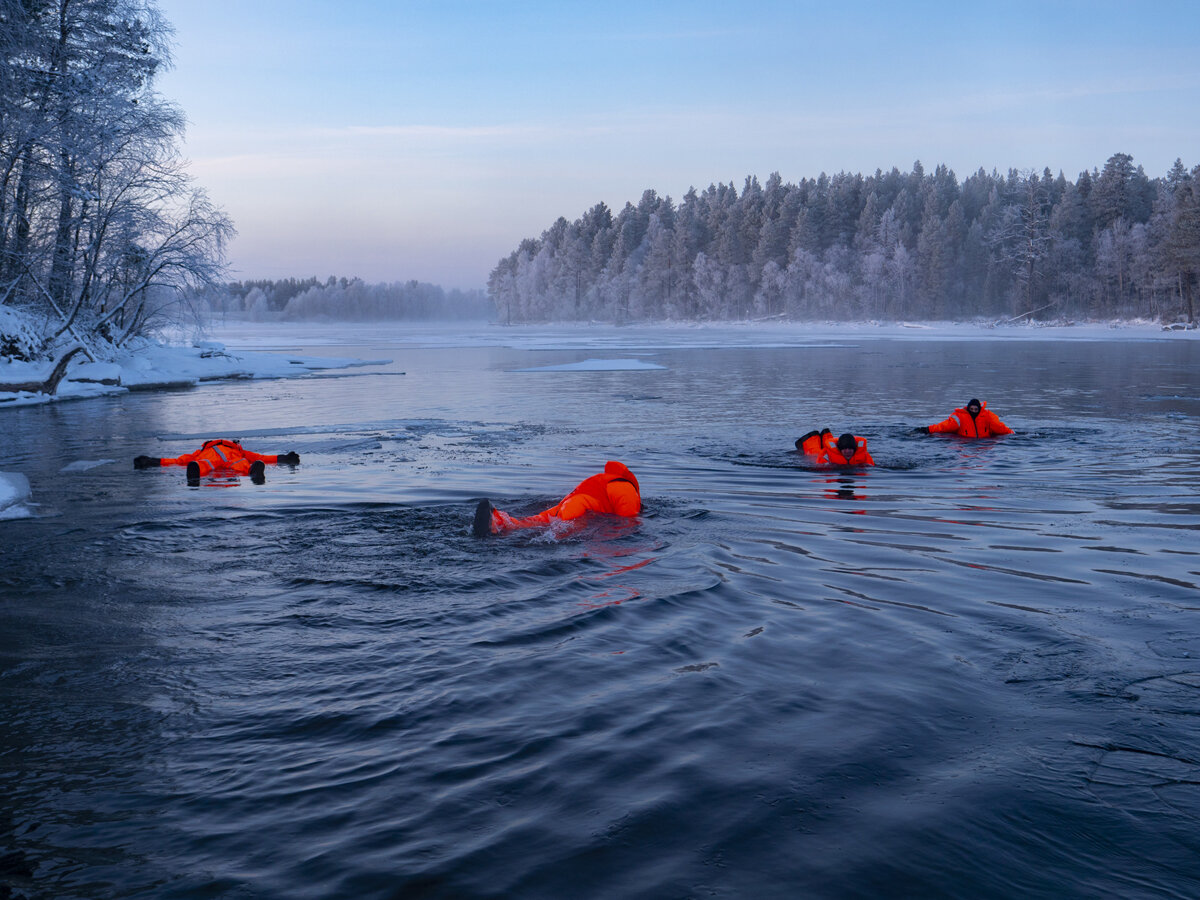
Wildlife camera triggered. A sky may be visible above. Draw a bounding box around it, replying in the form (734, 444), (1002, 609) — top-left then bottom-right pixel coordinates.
(153, 0), (1200, 290)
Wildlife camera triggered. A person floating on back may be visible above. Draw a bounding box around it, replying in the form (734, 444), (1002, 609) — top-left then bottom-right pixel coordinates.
(795, 429), (875, 466)
(134, 439), (300, 484)
(473, 460), (641, 537)
(916, 398), (1013, 438)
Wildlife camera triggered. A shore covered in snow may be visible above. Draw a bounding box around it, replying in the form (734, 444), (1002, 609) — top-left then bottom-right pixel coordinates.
(0, 340), (383, 408)
(0, 303), (387, 409)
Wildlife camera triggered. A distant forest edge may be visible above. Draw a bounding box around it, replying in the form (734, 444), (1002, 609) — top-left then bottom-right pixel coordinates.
(488, 154), (1200, 326)
(215, 277), (492, 322)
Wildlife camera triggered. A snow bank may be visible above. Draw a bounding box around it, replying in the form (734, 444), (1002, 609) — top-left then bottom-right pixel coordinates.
(0, 334), (383, 409)
(0, 472), (32, 519)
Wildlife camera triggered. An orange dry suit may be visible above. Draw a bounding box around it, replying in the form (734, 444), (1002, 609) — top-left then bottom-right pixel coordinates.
(488, 461), (641, 533)
(927, 402), (1013, 438)
(796, 430), (875, 466)
(160, 439), (283, 476)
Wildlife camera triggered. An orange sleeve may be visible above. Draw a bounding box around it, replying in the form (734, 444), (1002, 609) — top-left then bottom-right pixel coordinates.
(988, 413), (1013, 435)
(159, 450), (196, 467)
(927, 415), (959, 434)
(239, 450), (279, 464)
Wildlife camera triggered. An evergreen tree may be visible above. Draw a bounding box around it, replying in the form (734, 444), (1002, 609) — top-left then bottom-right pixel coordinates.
(487, 154), (1192, 325)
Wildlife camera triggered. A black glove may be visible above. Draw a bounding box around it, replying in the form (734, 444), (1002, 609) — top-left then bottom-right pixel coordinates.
(278, 451), (300, 465)
(911, 426), (930, 435)
(133, 455), (160, 469)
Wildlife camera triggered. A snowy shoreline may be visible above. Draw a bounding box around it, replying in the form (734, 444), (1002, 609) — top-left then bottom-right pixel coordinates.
(0, 338), (385, 409)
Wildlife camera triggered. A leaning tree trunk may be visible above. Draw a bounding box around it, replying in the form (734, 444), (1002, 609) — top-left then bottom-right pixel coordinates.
(0, 344), (84, 396)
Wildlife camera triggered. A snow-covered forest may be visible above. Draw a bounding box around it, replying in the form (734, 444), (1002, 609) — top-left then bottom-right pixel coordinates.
(489, 156), (1200, 325)
(214, 277), (493, 322)
(0, 0), (232, 362)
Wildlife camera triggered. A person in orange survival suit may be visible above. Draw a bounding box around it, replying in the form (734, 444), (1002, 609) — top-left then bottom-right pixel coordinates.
(473, 460), (641, 537)
(134, 439), (300, 484)
(795, 429), (875, 466)
(916, 398), (1013, 438)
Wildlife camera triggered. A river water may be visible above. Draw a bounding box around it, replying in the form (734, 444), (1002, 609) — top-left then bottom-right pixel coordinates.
(2, 322), (1199, 899)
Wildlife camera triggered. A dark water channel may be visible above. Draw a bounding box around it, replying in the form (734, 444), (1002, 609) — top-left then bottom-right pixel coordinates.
(2, 325), (1199, 899)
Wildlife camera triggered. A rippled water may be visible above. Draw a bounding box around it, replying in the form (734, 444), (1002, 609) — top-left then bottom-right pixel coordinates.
(2, 324), (1199, 899)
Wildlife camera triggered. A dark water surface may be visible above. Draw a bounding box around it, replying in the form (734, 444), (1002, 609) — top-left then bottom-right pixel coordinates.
(2, 324), (1199, 899)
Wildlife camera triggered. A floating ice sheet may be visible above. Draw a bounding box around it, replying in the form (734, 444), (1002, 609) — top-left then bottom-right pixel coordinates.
(515, 358), (667, 372)
(0, 471), (32, 519)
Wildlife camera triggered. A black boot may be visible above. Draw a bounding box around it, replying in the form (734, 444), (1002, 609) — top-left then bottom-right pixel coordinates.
(186, 461), (200, 485)
(472, 499), (494, 537)
(250, 460), (266, 484)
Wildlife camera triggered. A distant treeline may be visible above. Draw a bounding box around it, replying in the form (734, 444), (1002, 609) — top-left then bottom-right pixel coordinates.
(488, 154), (1200, 324)
(213, 277), (494, 321)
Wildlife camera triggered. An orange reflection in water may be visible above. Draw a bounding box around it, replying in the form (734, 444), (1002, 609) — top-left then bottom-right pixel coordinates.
(575, 521), (661, 610)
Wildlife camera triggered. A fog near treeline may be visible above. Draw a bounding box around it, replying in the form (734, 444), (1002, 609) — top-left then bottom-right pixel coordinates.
(209, 277), (493, 323)
(488, 154), (1200, 326)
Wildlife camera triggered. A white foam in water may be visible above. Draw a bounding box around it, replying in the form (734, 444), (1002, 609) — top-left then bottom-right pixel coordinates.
(0, 471), (32, 519)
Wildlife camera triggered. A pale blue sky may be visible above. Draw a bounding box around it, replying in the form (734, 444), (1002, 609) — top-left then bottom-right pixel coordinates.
(155, 0), (1200, 289)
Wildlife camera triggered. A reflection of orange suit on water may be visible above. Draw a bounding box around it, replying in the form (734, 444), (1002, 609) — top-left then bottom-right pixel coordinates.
(476, 461), (641, 535)
(925, 400), (1013, 438)
(796, 429), (875, 466)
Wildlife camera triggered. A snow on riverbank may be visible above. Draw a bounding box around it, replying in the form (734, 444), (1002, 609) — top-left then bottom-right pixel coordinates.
(0, 340), (381, 408)
(0, 304), (387, 409)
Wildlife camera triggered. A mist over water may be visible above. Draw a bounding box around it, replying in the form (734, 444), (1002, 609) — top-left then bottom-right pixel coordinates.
(2, 324), (1199, 899)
